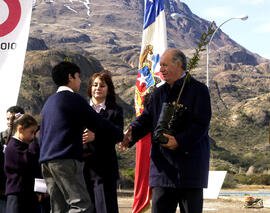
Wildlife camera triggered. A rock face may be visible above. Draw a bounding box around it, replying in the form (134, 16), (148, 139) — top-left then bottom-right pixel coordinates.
(232, 93), (270, 126)
(212, 48), (259, 66)
(18, 50), (103, 116)
(58, 33), (91, 43)
(27, 37), (48, 51)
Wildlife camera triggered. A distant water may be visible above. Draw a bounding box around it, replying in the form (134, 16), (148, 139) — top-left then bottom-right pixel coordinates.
(220, 192), (270, 196)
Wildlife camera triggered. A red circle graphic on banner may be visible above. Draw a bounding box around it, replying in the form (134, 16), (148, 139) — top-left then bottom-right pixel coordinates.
(0, 0), (21, 37)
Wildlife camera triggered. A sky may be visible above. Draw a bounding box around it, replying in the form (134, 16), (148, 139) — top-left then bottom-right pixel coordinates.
(181, 0), (270, 60)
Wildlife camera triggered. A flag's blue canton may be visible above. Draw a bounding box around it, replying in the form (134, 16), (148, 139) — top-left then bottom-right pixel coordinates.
(144, 0), (164, 29)
(138, 66), (155, 89)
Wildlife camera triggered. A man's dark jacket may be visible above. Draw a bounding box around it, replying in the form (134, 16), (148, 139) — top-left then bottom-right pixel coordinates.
(131, 76), (212, 188)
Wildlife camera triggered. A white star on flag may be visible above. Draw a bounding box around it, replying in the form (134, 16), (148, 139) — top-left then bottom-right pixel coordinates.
(138, 73), (148, 86)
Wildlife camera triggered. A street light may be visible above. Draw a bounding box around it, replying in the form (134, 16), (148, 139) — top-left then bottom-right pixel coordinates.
(206, 15), (248, 87)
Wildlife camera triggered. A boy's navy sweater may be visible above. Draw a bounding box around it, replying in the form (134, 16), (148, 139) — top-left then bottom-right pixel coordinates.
(39, 90), (123, 163)
(4, 137), (40, 195)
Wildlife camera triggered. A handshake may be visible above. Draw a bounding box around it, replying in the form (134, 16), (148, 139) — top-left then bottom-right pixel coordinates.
(118, 126), (133, 150)
(118, 118), (181, 151)
(119, 102), (187, 151)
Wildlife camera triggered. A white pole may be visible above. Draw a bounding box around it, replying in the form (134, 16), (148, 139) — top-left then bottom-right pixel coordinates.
(206, 44), (209, 87)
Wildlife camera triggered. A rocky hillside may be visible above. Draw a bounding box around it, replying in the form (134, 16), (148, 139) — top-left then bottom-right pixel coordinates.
(16, 0), (270, 176)
(18, 50), (103, 116)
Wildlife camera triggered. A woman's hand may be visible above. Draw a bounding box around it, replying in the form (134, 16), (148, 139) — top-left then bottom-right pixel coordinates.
(119, 126), (132, 150)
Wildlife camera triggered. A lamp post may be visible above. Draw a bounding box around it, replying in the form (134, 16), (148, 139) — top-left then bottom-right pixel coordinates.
(206, 15), (248, 87)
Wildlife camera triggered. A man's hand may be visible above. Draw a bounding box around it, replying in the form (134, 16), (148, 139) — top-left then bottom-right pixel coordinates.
(118, 126), (132, 150)
(82, 129), (95, 144)
(160, 133), (179, 150)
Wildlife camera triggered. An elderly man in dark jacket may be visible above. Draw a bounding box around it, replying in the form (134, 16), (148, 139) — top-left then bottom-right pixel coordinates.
(120, 48), (211, 213)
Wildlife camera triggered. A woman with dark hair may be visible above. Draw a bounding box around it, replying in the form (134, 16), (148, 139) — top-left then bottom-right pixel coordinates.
(83, 71), (124, 213)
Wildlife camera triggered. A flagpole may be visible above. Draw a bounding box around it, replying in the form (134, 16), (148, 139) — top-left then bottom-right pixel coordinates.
(133, 1), (167, 212)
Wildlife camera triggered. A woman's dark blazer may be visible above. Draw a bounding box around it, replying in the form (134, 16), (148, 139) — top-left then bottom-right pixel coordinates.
(84, 103), (124, 181)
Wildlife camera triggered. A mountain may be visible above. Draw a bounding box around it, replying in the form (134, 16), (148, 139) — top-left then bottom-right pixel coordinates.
(27, 37), (48, 51)
(30, 0), (269, 70)
(17, 0), (270, 182)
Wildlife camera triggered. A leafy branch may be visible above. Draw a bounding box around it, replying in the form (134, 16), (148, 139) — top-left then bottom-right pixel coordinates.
(187, 22), (215, 72)
(176, 23), (215, 103)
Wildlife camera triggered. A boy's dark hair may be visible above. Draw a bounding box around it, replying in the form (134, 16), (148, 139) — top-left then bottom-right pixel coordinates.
(5, 114), (37, 145)
(52, 62), (81, 87)
(7, 106), (24, 114)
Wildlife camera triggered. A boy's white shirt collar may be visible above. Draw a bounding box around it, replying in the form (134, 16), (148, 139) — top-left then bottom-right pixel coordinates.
(13, 135), (22, 141)
(57, 86), (74, 93)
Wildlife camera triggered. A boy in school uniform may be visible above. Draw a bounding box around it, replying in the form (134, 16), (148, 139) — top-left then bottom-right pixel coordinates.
(39, 62), (123, 213)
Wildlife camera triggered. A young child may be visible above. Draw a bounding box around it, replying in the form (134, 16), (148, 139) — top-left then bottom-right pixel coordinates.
(4, 113), (39, 213)
(0, 106), (25, 213)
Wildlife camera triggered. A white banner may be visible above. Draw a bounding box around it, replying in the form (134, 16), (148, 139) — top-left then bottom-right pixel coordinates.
(0, 0), (33, 131)
(204, 171), (227, 199)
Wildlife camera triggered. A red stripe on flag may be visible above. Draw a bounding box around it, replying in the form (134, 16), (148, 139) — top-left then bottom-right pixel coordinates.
(132, 133), (152, 213)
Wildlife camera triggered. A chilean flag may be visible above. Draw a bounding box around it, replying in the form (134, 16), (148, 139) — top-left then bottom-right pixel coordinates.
(136, 65), (155, 93)
(133, 0), (167, 212)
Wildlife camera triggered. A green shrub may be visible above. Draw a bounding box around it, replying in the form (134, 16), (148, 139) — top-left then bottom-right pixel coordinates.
(215, 165), (234, 174)
(250, 174), (270, 185)
(118, 168), (135, 189)
(234, 174), (270, 185)
(234, 174), (252, 184)
(222, 173), (237, 188)
(122, 168), (135, 179)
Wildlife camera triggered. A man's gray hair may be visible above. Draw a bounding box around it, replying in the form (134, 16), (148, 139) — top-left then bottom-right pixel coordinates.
(171, 50), (187, 71)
